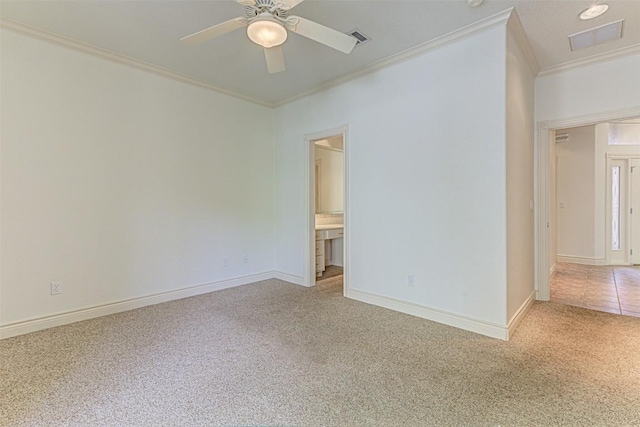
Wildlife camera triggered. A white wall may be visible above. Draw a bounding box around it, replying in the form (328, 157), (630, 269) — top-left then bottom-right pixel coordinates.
(0, 30), (275, 326)
(274, 25), (509, 326)
(505, 21), (536, 322)
(609, 123), (640, 145)
(535, 53), (640, 122)
(315, 146), (343, 213)
(555, 125), (596, 259)
(2, 12), (540, 339)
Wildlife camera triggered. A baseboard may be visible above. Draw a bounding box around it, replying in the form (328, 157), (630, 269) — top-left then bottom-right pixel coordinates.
(272, 270), (307, 287)
(1, 271), (526, 342)
(0, 271), (274, 340)
(345, 288), (508, 341)
(549, 263), (557, 277)
(557, 255), (607, 266)
(507, 290), (536, 340)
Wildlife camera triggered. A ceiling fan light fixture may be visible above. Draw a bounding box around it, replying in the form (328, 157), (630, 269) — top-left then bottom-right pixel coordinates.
(247, 18), (288, 48)
(579, 4), (609, 20)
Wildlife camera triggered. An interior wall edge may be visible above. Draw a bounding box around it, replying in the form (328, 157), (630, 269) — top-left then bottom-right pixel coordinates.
(506, 7), (540, 74)
(506, 290), (536, 340)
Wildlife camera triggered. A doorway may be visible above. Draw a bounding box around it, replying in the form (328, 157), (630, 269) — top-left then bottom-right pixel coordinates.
(305, 125), (349, 293)
(539, 112), (640, 316)
(536, 109), (640, 301)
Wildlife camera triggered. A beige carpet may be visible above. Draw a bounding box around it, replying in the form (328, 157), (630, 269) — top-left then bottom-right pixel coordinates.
(1, 278), (640, 426)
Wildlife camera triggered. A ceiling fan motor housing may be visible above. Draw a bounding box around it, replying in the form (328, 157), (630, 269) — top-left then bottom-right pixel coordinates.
(245, 0), (289, 20)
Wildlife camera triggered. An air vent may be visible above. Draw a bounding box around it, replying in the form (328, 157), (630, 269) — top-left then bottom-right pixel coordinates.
(569, 19), (624, 51)
(346, 29), (370, 46)
(555, 133), (569, 143)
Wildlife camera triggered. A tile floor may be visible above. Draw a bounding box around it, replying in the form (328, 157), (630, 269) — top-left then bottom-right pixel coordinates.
(550, 263), (640, 317)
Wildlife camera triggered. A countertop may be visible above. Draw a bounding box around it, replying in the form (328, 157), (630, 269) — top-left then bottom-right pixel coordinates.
(315, 224), (344, 231)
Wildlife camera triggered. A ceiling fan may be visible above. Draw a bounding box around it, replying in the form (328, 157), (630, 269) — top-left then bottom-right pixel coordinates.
(180, 0), (358, 74)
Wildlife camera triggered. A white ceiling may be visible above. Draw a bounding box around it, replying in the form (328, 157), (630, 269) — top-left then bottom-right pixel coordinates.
(1, 0), (639, 105)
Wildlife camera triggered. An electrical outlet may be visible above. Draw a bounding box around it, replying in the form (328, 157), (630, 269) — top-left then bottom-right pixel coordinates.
(408, 275), (415, 288)
(243, 254), (249, 264)
(223, 258), (228, 267)
(51, 281), (63, 295)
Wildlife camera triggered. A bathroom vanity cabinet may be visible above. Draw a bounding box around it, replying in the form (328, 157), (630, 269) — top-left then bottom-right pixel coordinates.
(315, 226), (343, 276)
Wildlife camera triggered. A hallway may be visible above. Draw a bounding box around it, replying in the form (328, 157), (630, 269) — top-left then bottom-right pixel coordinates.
(550, 263), (640, 317)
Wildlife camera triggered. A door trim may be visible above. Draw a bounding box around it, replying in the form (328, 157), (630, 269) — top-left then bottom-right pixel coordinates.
(605, 155), (640, 265)
(605, 157), (631, 265)
(535, 106), (640, 301)
(304, 125), (350, 293)
(631, 159), (640, 265)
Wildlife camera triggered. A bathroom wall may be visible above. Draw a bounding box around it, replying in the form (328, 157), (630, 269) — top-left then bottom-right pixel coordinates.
(315, 146), (343, 213)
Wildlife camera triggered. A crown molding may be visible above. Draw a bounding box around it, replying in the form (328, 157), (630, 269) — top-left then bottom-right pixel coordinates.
(506, 8), (540, 75)
(6, 8), (585, 109)
(538, 44), (640, 77)
(272, 8), (515, 108)
(0, 17), (273, 108)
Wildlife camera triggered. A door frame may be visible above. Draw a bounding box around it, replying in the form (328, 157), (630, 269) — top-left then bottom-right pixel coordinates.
(631, 159), (640, 265)
(606, 155), (640, 265)
(535, 106), (640, 300)
(304, 124), (350, 292)
(605, 156), (632, 265)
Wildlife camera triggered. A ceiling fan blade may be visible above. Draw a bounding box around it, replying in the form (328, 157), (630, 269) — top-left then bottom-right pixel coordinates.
(288, 16), (357, 54)
(276, 0), (304, 10)
(264, 46), (286, 74)
(181, 18), (247, 45)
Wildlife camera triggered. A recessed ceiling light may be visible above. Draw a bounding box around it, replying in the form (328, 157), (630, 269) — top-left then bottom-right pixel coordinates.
(468, 0), (483, 7)
(579, 4), (609, 20)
